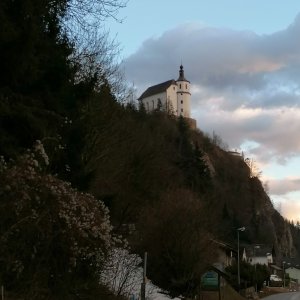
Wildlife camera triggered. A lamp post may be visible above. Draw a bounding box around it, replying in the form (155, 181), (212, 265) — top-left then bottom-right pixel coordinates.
(141, 252), (147, 300)
(253, 245), (260, 292)
(283, 261), (286, 288)
(237, 227), (245, 290)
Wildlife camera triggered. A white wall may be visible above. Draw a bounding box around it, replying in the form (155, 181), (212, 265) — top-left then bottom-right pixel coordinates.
(142, 91), (166, 112)
(140, 82), (191, 118)
(166, 84), (178, 114)
(176, 80), (191, 118)
(286, 268), (300, 282)
(250, 254), (273, 265)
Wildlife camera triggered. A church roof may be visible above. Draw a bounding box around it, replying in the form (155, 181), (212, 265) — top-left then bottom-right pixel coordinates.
(244, 244), (274, 257)
(177, 64), (190, 82)
(138, 79), (176, 100)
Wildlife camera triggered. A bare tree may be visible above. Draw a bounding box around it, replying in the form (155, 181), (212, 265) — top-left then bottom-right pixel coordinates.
(61, 0), (129, 101)
(65, 0), (127, 30)
(211, 131), (229, 150)
(71, 28), (128, 99)
(100, 247), (142, 297)
(244, 157), (262, 178)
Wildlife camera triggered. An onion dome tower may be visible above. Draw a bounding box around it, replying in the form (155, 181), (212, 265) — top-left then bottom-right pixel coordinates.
(176, 65), (191, 118)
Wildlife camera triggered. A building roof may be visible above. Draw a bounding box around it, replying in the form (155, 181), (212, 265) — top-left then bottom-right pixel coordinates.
(212, 239), (236, 253)
(270, 264), (282, 271)
(138, 79), (176, 100)
(243, 244), (274, 258)
(281, 257), (300, 268)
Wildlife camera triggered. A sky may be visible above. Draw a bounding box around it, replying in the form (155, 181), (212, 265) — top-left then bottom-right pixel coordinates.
(106, 0), (300, 222)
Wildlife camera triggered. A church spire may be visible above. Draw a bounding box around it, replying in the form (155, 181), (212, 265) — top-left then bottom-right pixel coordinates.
(177, 64), (188, 82)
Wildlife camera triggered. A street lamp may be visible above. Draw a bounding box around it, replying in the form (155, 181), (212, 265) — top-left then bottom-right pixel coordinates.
(141, 252), (147, 300)
(237, 227), (245, 289)
(253, 245), (260, 292)
(283, 261), (286, 288)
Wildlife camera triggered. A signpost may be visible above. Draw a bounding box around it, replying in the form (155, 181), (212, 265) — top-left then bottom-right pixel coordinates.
(201, 271), (219, 290)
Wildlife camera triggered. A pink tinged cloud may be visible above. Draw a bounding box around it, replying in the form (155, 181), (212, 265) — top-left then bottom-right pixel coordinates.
(269, 178), (300, 195)
(272, 193), (300, 223)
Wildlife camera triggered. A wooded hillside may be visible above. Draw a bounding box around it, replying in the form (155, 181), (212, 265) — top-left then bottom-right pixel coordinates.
(0, 1), (299, 299)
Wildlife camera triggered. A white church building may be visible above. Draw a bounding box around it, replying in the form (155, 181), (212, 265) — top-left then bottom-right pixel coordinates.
(138, 65), (194, 123)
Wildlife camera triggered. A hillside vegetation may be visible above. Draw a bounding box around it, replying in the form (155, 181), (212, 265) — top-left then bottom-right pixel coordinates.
(0, 1), (299, 299)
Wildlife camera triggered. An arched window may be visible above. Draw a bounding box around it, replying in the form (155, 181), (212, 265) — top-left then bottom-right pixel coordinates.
(157, 98), (162, 110)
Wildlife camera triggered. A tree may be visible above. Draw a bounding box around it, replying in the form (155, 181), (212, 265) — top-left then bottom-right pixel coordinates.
(71, 29), (127, 100)
(244, 158), (262, 178)
(176, 118), (211, 193)
(226, 261), (270, 291)
(0, 0), (128, 191)
(0, 0), (75, 160)
(100, 248), (142, 298)
(64, 0), (127, 35)
(0, 142), (115, 298)
(137, 189), (216, 298)
(0, 0), (71, 93)
(211, 131), (228, 150)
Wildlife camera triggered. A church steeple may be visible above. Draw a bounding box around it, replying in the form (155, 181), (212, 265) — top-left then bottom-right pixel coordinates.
(177, 64), (189, 82)
(176, 64), (191, 118)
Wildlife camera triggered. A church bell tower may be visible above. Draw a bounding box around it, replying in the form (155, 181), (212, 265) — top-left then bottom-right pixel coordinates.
(176, 65), (191, 118)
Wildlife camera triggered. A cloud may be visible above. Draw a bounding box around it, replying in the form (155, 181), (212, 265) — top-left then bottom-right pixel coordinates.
(123, 13), (300, 198)
(269, 178), (300, 195)
(282, 200), (300, 223)
(272, 193), (300, 223)
(125, 14), (300, 102)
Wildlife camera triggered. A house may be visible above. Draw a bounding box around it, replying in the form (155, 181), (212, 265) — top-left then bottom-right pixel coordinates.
(285, 266), (300, 283)
(138, 65), (197, 128)
(201, 240), (234, 294)
(281, 257), (300, 283)
(269, 264), (282, 277)
(212, 240), (236, 272)
(244, 245), (274, 266)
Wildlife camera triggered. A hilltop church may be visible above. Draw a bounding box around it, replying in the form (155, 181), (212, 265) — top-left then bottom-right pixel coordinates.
(138, 65), (196, 128)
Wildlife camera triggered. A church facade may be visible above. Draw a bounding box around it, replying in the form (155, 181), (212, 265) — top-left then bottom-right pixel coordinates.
(138, 65), (191, 118)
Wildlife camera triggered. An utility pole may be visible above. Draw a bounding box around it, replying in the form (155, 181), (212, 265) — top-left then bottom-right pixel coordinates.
(254, 245), (260, 293)
(237, 227), (245, 291)
(141, 252), (147, 300)
(283, 261), (286, 288)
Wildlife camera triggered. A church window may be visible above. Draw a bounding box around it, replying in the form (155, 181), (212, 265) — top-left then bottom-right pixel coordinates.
(186, 84), (188, 89)
(157, 98), (162, 109)
(181, 93), (183, 95)
(179, 84), (181, 89)
(152, 100), (154, 110)
(181, 108), (183, 112)
(173, 86), (175, 90)
(181, 100), (183, 104)
(146, 102), (149, 111)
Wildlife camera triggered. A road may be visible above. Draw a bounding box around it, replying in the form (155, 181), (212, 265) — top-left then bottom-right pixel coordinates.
(262, 292), (300, 299)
